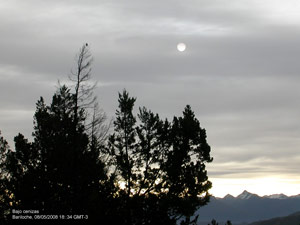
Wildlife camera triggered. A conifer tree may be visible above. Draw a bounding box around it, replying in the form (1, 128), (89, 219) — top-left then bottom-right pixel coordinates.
(0, 131), (11, 220)
(0, 46), (213, 225)
(108, 91), (213, 225)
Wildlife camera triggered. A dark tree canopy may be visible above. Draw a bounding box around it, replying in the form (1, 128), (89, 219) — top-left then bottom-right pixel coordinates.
(0, 86), (110, 223)
(0, 46), (213, 225)
(106, 90), (213, 225)
(0, 131), (11, 220)
(207, 219), (232, 225)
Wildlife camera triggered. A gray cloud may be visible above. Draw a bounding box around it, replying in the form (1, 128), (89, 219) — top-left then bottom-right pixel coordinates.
(1, 0), (300, 193)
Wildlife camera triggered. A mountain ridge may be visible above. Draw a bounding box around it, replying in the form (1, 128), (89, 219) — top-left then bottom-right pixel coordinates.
(216, 190), (300, 200)
(248, 211), (300, 225)
(196, 190), (300, 224)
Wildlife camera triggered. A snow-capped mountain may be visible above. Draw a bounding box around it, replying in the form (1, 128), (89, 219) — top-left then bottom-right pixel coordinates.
(237, 190), (259, 200)
(196, 190), (300, 224)
(263, 193), (300, 199)
(264, 193), (288, 199)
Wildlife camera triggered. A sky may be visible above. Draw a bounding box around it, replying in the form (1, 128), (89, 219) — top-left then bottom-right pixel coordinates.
(1, 0), (300, 197)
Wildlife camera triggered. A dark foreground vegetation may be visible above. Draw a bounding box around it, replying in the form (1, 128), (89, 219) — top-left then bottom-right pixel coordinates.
(0, 45), (213, 224)
(248, 211), (300, 225)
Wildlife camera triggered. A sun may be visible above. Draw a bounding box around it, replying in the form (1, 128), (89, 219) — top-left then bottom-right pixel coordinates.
(177, 43), (186, 52)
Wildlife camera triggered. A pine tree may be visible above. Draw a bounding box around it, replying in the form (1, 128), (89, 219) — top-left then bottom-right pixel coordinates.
(107, 90), (136, 224)
(0, 44), (214, 224)
(0, 86), (110, 222)
(164, 105), (213, 219)
(107, 91), (213, 225)
(0, 131), (11, 220)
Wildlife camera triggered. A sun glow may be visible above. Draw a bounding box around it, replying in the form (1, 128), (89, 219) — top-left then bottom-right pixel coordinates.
(177, 43), (186, 52)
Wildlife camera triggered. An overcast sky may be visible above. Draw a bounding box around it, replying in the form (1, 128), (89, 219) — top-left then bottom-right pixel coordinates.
(1, 0), (300, 197)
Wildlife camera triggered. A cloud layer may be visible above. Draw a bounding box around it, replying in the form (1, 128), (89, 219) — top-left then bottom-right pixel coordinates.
(1, 0), (300, 195)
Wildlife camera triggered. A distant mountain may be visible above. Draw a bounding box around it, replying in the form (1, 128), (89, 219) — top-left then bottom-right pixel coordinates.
(195, 190), (300, 224)
(249, 211), (300, 225)
(237, 190), (259, 200)
(262, 193), (300, 199)
(263, 193), (288, 199)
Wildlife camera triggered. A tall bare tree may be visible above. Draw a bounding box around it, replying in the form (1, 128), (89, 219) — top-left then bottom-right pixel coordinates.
(69, 43), (110, 144)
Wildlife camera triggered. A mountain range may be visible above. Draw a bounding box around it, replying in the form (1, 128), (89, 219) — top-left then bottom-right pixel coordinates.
(195, 190), (300, 224)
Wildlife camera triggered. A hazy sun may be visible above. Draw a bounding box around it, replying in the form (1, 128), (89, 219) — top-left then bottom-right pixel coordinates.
(177, 43), (186, 52)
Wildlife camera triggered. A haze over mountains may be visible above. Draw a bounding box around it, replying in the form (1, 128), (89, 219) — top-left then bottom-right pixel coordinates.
(196, 190), (300, 224)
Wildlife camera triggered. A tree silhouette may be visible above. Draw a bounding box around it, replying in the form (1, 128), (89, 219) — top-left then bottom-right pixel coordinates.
(0, 46), (213, 225)
(210, 219), (219, 225)
(69, 43), (110, 145)
(107, 90), (213, 225)
(0, 131), (11, 220)
(0, 86), (111, 223)
(0, 89), (213, 224)
(69, 43), (94, 125)
(207, 219), (232, 225)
